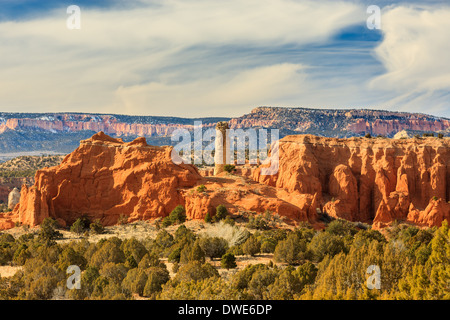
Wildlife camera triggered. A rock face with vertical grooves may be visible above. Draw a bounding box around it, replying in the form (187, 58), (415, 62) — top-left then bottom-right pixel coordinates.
(9, 132), (202, 227)
(1, 132), (449, 230)
(252, 135), (450, 228)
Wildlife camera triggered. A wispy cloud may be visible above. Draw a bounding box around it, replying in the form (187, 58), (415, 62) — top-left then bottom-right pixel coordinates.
(0, 0), (448, 118)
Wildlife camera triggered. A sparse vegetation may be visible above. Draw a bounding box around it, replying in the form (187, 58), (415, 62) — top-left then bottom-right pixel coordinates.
(223, 164), (236, 173)
(0, 218), (448, 300)
(196, 184), (206, 193)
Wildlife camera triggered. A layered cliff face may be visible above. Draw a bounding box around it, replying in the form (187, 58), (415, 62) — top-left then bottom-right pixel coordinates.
(0, 113), (221, 137)
(253, 135), (450, 228)
(1, 108), (449, 154)
(230, 107), (450, 137)
(8, 132), (202, 228)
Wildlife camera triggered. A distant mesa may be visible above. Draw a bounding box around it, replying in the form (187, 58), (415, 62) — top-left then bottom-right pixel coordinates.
(0, 107), (449, 154)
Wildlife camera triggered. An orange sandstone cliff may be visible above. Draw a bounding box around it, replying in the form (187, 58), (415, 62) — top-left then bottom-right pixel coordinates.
(3, 132), (202, 228)
(1, 133), (449, 230)
(253, 135), (450, 228)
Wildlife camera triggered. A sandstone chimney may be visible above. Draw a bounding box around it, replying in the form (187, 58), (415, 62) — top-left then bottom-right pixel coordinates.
(8, 187), (20, 210)
(214, 122), (230, 175)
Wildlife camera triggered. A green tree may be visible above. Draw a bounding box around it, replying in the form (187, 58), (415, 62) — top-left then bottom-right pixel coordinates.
(143, 267), (170, 297)
(89, 240), (126, 268)
(70, 217), (90, 235)
(174, 261), (219, 283)
(204, 212), (212, 223)
(214, 205), (228, 222)
(90, 220), (105, 234)
(38, 217), (62, 242)
(221, 253), (237, 269)
(242, 236), (261, 257)
(199, 237), (228, 261)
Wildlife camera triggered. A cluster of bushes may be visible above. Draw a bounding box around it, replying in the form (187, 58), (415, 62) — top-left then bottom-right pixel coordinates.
(204, 205), (233, 225)
(161, 206), (187, 228)
(0, 217), (449, 300)
(70, 217), (104, 236)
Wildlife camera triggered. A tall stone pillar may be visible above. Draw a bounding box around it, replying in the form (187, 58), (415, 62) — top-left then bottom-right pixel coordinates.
(214, 122), (229, 175)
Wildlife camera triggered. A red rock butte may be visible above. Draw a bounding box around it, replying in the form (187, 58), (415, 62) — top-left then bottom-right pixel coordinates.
(0, 132), (449, 230)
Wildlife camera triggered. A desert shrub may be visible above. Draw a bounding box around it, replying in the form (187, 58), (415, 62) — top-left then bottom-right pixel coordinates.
(161, 216), (172, 228)
(70, 217), (91, 235)
(100, 262), (128, 284)
(221, 253), (237, 269)
(224, 164), (236, 173)
(197, 184), (207, 193)
(174, 261), (219, 283)
(365, 133), (372, 138)
(199, 221), (249, 247)
(38, 218), (62, 242)
(352, 229), (386, 248)
(155, 229), (174, 249)
(136, 252), (161, 269)
(198, 237), (228, 261)
(242, 235), (261, 257)
(231, 263), (269, 290)
(204, 212), (212, 223)
(179, 240), (205, 264)
(89, 220), (104, 234)
(326, 219), (359, 237)
(273, 233), (307, 265)
(247, 268), (277, 299)
(174, 225), (195, 243)
(13, 243), (30, 266)
(214, 205), (228, 222)
(438, 133), (444, 139)
(122, 268), (148, 296)
(89, 240), (126, 268)
(227, 245), (244, 256)
(246, 214), (270, 230)
(168, 247), (182, 263)
(223, 216), (235, 226)
(161, 205), (186, 227)
(55, 246), (87, 272)
(308, 231), (347, 262)
(260, 238), (277, 253)
(293, 261), (318, 290)
(121, 238), (148, 265)
(143, 267), (170, 297)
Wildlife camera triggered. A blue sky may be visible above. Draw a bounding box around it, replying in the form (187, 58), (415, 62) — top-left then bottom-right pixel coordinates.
(0, 0), (449, 118)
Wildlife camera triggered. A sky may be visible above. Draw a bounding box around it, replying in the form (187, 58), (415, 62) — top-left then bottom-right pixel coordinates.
(0, 0), (449, 118)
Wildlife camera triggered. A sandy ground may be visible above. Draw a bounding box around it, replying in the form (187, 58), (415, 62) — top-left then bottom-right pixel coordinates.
(0, 266), (22, 278)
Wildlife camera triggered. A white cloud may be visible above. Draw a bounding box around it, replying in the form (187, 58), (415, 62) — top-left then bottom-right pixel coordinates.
(115, 63), (308, 116)
(369, 5), (450, 115)
(0, 0), (363, 116)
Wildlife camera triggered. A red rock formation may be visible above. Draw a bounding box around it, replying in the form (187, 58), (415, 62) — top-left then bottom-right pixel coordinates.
(8, 132), (202, 228)
(1, 132), (449, 230)
(253, 135), (450, 228)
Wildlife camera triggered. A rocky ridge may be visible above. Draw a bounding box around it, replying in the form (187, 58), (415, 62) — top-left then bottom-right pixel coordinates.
(1, 107), (449, 153)
(1, 132), (448, 230)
